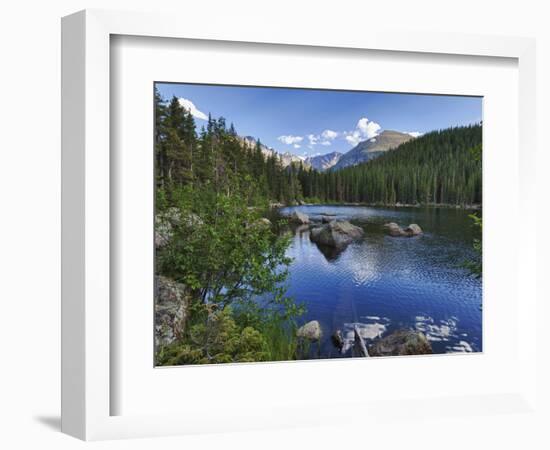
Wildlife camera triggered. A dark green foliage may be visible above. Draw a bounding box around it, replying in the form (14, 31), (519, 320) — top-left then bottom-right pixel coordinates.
(154, 88), (305, 365)
(156, 308), (270, 365)
(298, 125), (482, 206)
(157, 185), (292, 308)
(462, 213), (482, 277)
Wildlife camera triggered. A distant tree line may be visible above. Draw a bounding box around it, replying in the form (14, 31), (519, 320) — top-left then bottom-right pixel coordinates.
(296, 125), (482, 206)
(156, 88), (481, 208)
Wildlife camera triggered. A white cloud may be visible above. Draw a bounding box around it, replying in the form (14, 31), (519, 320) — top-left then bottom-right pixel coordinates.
(307, 134), (319, 146)
(178, 98), (208, 120)
(345, 130), (362, 146)
(278, 135), (304, 145)
(293, 144), (301, 149)
(356, 117), (381, 139)
(301, 119), (383, 150)
(405, 131), (423, 138)
(343, 117), (383, 146)
(321, 129), (338, 140)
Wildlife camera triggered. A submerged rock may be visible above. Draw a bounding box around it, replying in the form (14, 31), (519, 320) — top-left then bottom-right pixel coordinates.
(309, 220), (364, 248)
(155, 276), (189, 347)
(290, 210), (310, 224)
(297, 320), (322, 341)
(368, 329), (432, 356)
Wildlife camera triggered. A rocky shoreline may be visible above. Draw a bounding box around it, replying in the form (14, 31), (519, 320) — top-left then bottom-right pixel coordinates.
(297, 320), (433, 358)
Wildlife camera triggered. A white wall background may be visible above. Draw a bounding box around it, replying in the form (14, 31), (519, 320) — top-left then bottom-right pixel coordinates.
(0, 1), (548, 449)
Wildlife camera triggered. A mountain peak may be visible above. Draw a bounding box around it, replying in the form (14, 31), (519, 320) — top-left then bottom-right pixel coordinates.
(237, 135), (309, 168)
(305, 151), (343, 171)
(332, 130), (413, 170)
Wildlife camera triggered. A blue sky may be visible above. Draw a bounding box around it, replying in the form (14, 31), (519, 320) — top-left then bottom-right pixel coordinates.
(156, 83), (482, 158)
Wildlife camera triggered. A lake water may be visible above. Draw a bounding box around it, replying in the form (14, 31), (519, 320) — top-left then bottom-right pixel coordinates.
(275, 205), (482, 358)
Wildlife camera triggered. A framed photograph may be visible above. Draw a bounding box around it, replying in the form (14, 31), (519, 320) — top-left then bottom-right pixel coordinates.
(62, 9), (537, 440)
(152, 82), (483, 367)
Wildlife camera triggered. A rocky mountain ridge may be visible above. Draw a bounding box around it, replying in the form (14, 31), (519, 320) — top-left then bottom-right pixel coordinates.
(332, 130), (414, 170)
(238, 135), (308, 168)
(305, 151), (343, 171)
(238, 130), (415, 172)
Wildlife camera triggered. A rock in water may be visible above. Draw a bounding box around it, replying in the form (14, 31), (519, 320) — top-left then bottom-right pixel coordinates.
(309, 226), (323, 240)
(384, 222), (404, 237)
(290, 210), (310, 224)
(368, 330), (432, 356)
(297, 320), (322, 341)
(155, 276), (189, 347)
(331, 330), (345, 351)
(309, 220), (364, 248)
(321, 216), (332, 224)
(384, 222), (422, 237)
(404, 224), (422, 236)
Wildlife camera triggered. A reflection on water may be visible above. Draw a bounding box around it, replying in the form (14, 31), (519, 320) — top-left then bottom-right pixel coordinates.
(274, 205), (482, 357)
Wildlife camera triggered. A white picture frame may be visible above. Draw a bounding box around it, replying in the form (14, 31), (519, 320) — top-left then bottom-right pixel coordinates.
(61, 9), (537, 441)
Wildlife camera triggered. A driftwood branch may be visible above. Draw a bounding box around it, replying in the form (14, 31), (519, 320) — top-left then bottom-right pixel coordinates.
(353, 326), (369, 357)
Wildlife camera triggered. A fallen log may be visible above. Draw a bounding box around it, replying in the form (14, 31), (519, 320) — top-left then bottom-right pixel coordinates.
(353, 326), (369, 357)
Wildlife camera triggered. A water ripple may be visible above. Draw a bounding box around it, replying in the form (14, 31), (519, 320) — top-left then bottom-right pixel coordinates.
(275, 205), (483, 356)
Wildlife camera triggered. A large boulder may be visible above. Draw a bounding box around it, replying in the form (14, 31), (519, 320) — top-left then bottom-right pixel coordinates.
(155, 217), (173, 249)
(368, 329), (432, 356)
(404, 224), (422, 236)
(290, 210), (310, 224)
(155, 209), (203, 249)
(384, 222), (422, 237)
(310, 220), (364, 248)
(297, 320), (322, 341)
(155, 276), (189, 347)
(258, 217), (272, 226)
(384, 222), (404, 237)
(249, 217), (272, 229)
(155, 208), (182, 248)
(309, 225), (323, 240)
